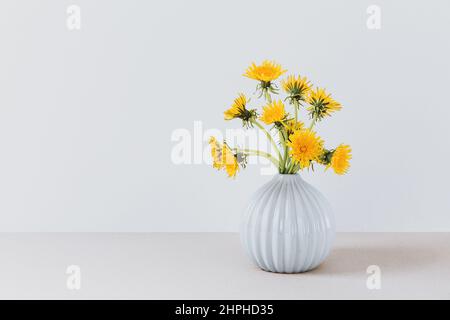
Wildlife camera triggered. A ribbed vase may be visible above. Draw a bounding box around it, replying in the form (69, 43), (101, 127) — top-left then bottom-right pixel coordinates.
(240, 174), (335, 273)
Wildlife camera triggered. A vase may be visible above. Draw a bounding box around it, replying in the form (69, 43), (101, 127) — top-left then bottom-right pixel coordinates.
(240, 174), (335, 273)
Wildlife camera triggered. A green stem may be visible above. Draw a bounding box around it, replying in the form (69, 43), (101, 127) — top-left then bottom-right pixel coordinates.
(286, 157), (295, 173)
(252, 120), (282, 167)
(264, 89), (272, 103)
(279, 131), (287, 173)
(283, 131), (291, 174)
(234, 148), (280, 168)
(290, 163), (300, 174)
(294, 100), (298, 122)
(309, 113), (318, 130)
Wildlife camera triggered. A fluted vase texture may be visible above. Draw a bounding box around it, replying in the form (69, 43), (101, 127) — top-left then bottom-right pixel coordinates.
(240, 174), (335, 273)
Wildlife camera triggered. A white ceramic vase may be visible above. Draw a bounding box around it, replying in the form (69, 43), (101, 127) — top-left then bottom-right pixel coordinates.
(240, 174), (335, 273)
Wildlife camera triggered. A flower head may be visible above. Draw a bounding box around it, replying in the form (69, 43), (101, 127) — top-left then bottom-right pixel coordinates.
(244, 61), (287, 100)
(243, 60), (286, 82)
(287, 130), (324, 169)
(224, 93), (256, 127)
(260, 100), (286, 125)
(224, 94), (247, 120)
(317, 148), (333, 166)
(222, 143), (239, 178)
(209, 137), (223, 170)
(307, 88), (341, 120)
(328, 144), (351, 175)
(284, 119), (304, 137)
(281, 75), (312, 103)
(209, 137), (240, 178)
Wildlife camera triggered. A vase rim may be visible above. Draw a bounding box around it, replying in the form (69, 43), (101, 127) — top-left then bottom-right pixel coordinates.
(274, 173), (301, 178)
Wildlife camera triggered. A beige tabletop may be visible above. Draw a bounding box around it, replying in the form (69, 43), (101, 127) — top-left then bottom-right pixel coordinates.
(0, 233), (448, 299)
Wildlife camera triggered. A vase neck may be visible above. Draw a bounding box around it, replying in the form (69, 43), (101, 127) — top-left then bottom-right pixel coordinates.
(272, 173), (302, 181)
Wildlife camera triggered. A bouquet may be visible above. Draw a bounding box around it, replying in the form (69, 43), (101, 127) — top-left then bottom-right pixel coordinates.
(209, 60), (352, 178)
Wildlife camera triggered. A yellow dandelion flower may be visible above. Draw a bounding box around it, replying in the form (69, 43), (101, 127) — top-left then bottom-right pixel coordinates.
(209, 137), (240, 177)
(208, 137), (223, 170)
(223, 93), (256, 127)
(284, 119), (304, 137)
(243, 60), (287, 82)
(307, 88), (341, 120)
(260, 100), (286, 125)
(317, 149), (332, 166)
(222, 144), (239, 178)
(281, 75), (312, 101)
(224, 93), (248, 120)
(329, 144), (351, 175)
(287, 130), (324, 169)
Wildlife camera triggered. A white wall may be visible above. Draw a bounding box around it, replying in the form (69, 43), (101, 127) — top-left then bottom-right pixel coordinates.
(0, 0), (449, 231)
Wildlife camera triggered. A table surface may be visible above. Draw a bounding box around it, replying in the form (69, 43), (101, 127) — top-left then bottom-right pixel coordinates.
(0, 233), (449, 299)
